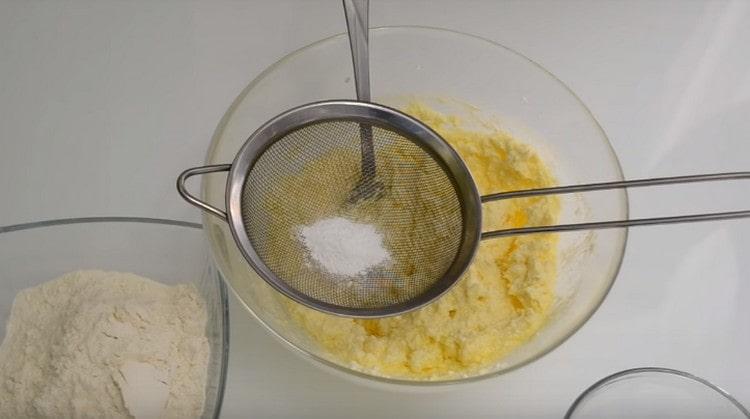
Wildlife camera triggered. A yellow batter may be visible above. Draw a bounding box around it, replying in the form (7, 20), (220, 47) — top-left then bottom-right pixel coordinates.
(284, 102), (560, 380)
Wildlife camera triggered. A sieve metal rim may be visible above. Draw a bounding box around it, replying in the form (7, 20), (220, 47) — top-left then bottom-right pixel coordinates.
(222, 100), (482, 318)
(225, 100), (482, 317)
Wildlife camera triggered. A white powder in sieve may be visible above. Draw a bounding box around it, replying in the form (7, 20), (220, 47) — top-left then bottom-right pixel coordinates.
(298, 217), (390, 276)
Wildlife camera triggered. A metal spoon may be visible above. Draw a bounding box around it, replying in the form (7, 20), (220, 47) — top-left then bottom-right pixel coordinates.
(343, 0), (383, 203)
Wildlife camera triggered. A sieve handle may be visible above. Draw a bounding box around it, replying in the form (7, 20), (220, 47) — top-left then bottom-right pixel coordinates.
(480, 172), (750, 239)
(176, 164), (231, 221)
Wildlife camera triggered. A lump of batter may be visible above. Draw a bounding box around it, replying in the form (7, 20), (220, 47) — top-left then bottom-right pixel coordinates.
(285, 102), (560, 380)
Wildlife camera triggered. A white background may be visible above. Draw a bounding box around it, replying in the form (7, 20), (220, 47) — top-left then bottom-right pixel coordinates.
(1, 1), (749, 417)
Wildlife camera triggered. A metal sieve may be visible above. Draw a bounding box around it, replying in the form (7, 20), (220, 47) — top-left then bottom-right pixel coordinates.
(178, 101), (480, 317)
(178, 100), (750, 318)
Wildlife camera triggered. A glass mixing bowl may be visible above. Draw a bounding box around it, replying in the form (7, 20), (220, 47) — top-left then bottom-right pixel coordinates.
(566, 367), (750, 418)
(202, 26), (628, 386)
(0, 217), (229, 418)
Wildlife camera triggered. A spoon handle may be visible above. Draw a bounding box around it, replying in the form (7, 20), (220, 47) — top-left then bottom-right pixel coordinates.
(343, 0), (370, 101)
(343, 0), (378, 194)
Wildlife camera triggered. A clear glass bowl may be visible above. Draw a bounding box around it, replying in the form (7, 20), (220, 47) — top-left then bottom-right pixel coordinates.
(202, 26), (628, 386)
(566, 367), (750, 418)
(0, 217), (229, 418)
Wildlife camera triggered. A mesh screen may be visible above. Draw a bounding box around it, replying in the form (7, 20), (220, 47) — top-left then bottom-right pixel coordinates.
(241, 120), (464, 311)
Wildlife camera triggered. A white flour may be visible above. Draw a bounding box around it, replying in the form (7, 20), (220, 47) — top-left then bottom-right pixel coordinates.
(0, 270), (209, 419)
(298, 217), (390, 276)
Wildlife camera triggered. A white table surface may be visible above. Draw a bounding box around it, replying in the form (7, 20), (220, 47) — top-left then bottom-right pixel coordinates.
(1, 1), (749, 417)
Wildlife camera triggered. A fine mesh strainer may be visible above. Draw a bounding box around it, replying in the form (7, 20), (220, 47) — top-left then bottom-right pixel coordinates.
(179, 101), (479, 317)
(178, 100), (750, 318)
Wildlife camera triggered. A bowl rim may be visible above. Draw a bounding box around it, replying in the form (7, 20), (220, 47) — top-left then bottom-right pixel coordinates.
(564, 367), (750, 418)
(205, 25), (630, 387)
(0, 216), (230, 419)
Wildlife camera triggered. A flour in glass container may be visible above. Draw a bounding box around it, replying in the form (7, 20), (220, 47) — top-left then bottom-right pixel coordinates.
(0, 270), (209, 419)
(298, 216), (390, 277)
